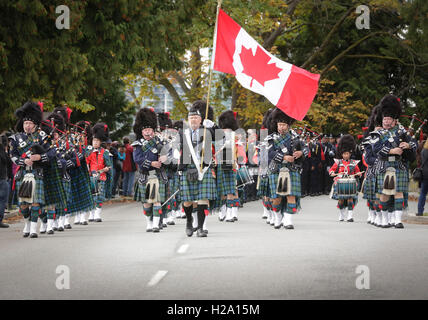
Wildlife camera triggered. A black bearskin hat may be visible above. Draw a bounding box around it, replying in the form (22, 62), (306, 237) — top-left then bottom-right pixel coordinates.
(380, 94), (402, 119)
(15, 101), (43, 128)
(53, 105), (72, 125)
(92, 123), (109, 142)
(261, 108), (273, 134)
(365, 104), (382, 135)
(133, 108), (158, 139)
(46, 112), (66, 134)
(269, 108), (295, 133)
(158, 112), (173, 130)
(337, 134), (355, 158)
(188, 100), (214, 121)
(219, 110), (239, 131)
(172, 120), (183, 131)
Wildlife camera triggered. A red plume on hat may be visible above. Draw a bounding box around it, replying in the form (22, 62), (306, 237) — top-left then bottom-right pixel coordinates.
(37, 101), (44, 112)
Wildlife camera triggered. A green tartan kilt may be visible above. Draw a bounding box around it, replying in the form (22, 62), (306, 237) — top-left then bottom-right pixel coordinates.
(376, 163), (409, 194)
(268, 168), (301, 199)
(362, 175), (378, 201)
(68, 166), (95, 213)
(257, 175), (270, 197)
(91, 178), (106, 204)
(15, 175), (45, 205)
(134, 179), (167, 203)
(217, 166), (237, 196)
(43, 163), (67, 208)
(56, 179), (72, 211)
(180, 165), (217, 202)
(171, 173), (181, 203)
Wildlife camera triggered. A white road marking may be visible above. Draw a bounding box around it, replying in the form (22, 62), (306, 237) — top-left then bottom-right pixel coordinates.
(147, 270), (168, 287)
(177, 244), (189, 254)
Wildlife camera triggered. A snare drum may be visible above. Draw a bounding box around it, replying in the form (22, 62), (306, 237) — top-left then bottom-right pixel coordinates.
(237, 166), (254, 188)
(336, 177), (358, 198)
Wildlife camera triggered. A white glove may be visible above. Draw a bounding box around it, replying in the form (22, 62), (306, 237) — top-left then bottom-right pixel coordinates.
(203, 119), (214, 128)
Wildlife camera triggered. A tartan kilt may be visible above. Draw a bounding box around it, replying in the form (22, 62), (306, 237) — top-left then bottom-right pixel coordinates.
(43, 162), (67, 208)
(91, 179), (106, 204)
(134, 177), (167, 204)
(68, 166), (95, 213)
(376, 163), (409, 194)
(56, 179), (72, 211)
(15, 174), (45, 205)
(257, 175), (270, 197)
(268, 168), (301, 199)
(362, 175), (378, 201)
(217, 166), (237, 196)
(180, 165), (217, 202)
(171, 173), (181, 203)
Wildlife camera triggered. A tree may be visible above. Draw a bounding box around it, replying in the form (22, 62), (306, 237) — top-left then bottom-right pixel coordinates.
(0, 0), (207, 131)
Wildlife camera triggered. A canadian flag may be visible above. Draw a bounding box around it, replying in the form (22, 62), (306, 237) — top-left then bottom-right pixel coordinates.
(212, 9), (320, 121)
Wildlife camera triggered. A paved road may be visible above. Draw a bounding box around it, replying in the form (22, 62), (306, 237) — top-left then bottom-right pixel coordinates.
(1, 195), (427, 300)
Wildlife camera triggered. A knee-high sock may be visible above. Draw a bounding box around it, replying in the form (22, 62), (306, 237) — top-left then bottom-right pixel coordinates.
(197, 204), (208, 230)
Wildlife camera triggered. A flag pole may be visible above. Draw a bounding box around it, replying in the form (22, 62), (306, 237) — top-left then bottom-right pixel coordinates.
(200, 0), (222, 176)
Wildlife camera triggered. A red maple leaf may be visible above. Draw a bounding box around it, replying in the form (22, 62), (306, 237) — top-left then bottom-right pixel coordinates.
(239, 46), (282, 87)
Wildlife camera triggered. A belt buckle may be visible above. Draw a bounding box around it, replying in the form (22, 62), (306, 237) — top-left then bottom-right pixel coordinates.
(388, 156), (395, 162)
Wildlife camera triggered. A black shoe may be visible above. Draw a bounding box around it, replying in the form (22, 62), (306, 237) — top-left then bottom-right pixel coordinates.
(395, 223), (404, 229)
(40, 231), (46, 234)
(23, 232), (30, 238)
(81, 221), (88, 225)
(196, 229), (207, 237)
(382, 224), (391, 228)
(162, 223), (167, 228)
(146, 228), (153, 232)
(47, 230), (54, 235)
(192, 227), (198, 231)
(88, 219), (94, 222)
(347, 218), (354, 222)
(416, 213), (423, 216)
(53, 227), (58, 231)
(233, 217), (238, 222)
(74, 222), (81, 225)
(186, 225), (193, 237)
(262, 216), (267, 219)
(65, 224), (72, 229)
(339, 219), (344, 222)
(203, 229), (208, 234)
(0, 222), (9, 228)
(58, 227), (64, 232)
(284, 225), (294, 230)
(153, 227), (160, 233)
(95, 219), (102, 222)
(30, 233), (38, 238)
(225, 219), (234, 222)
(274, 225), (282, 229)
(167, 221), (175, 225)
(219, 217), (225, 222)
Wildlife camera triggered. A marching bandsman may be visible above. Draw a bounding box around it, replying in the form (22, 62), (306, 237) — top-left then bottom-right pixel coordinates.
(267, 108), (307, 230)
(10, 102), (54, 238)
(157, 111), (176, 228)
(73, 120), (95, 225)
(179, 100), (217, 237)
(361, 105), (383, 226)
(86, 123), (113, 223)
(374, 94), (417, 229)
(258, 109), (274, 223)
(216, 110), (247, 223)
(329, 134), (363, 222)
(132, 108), (168, 233)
